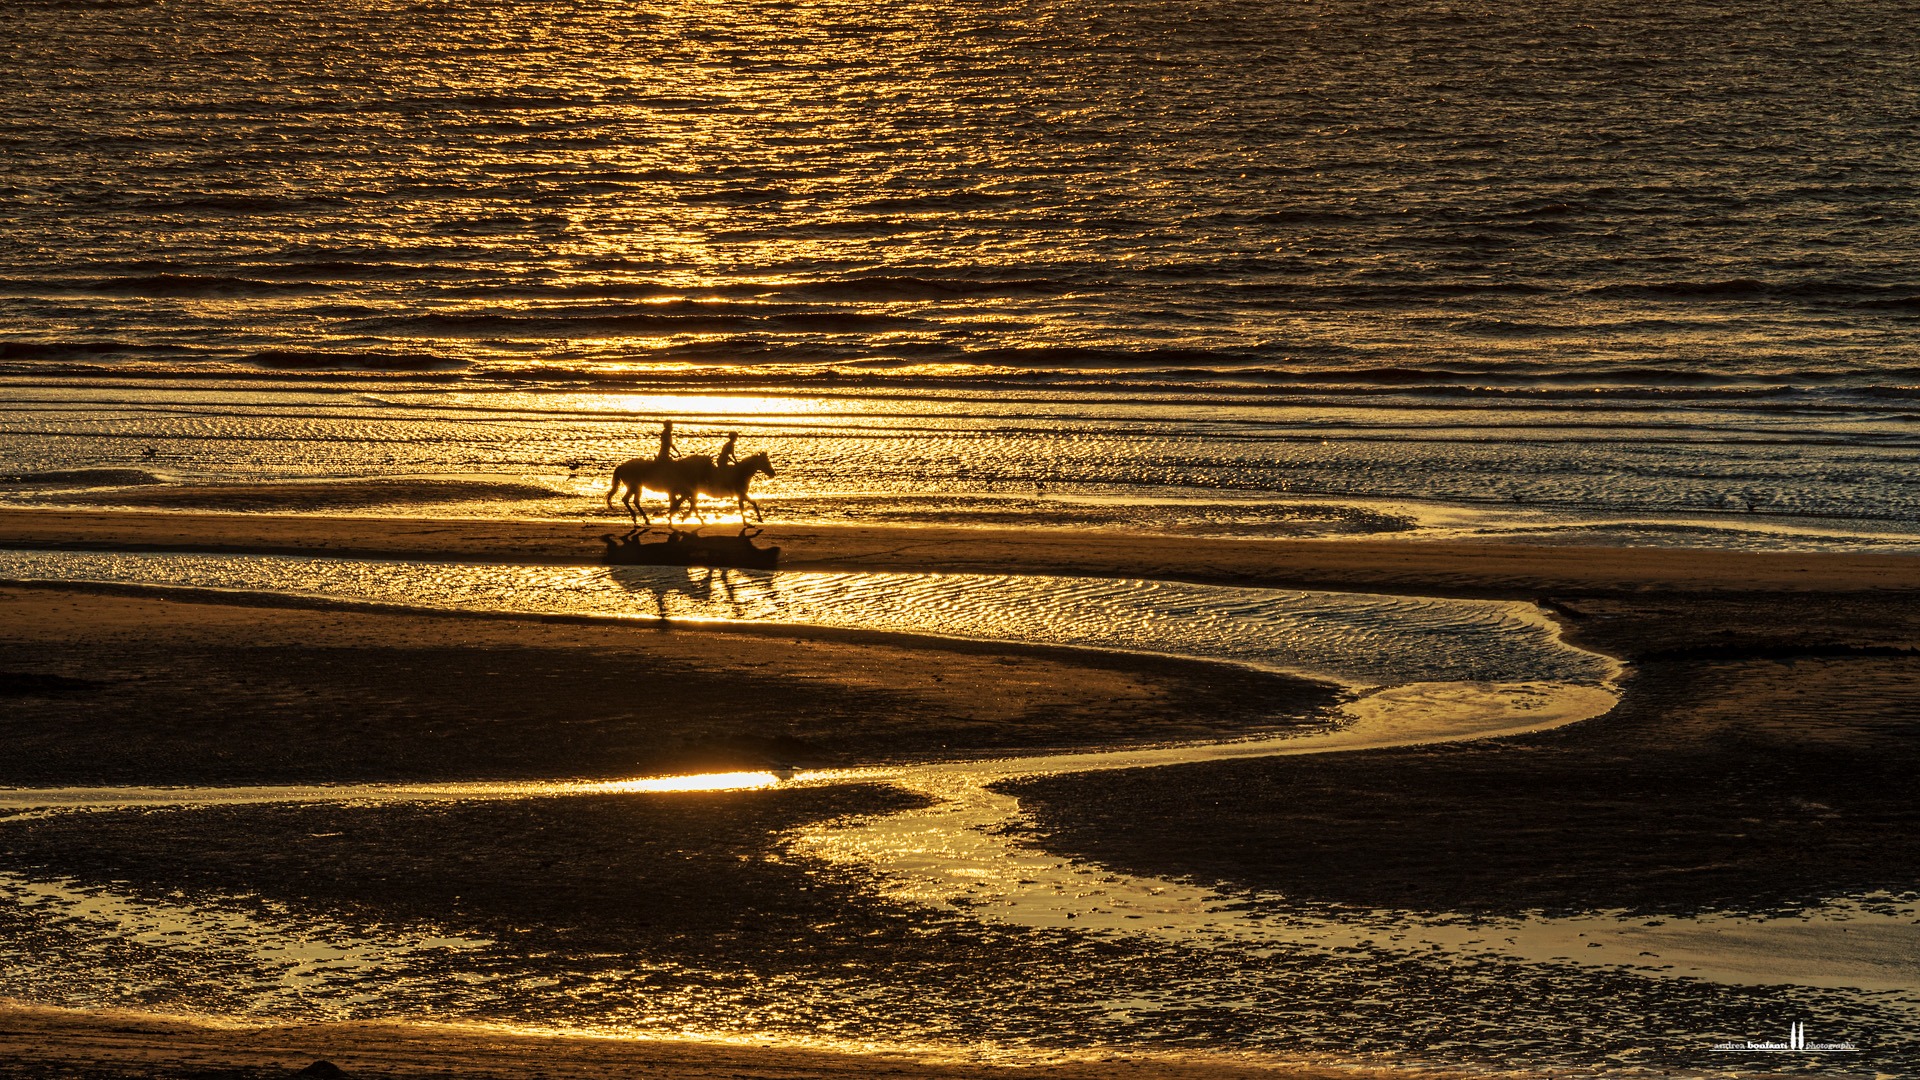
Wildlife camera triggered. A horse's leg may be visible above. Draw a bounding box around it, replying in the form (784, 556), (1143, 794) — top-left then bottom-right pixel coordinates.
(747, 495), (764, 523)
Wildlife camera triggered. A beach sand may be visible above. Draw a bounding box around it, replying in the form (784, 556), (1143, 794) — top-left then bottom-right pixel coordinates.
(0, 1003), (1465, 1080)
(0, 584), (1327, 787)
(1, 509), (1916, 1077)
(1009, 592), (1920, 916)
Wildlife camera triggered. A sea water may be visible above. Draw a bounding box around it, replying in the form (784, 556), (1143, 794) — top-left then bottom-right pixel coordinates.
(3, 0), (1920, 546)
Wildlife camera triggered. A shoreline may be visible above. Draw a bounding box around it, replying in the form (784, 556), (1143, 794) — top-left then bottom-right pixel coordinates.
(5, 508), (1920, 597)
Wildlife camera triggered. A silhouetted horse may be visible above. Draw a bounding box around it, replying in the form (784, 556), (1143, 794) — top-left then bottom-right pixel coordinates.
(606, 454), (713, 527)
(671, 450), (776, 525)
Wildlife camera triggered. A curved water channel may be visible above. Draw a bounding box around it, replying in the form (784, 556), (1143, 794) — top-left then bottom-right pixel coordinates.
(0, 550), (1913, 1055)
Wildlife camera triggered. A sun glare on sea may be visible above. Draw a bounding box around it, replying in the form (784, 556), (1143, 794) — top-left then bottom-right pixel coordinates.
(445, 390), (843, 421)
(585, 393), (834, 417)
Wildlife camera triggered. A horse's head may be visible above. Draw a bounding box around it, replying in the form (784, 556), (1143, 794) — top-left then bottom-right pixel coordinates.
(746, 450), (775, 478)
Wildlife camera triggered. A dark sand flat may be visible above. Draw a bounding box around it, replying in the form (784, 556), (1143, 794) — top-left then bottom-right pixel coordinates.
(0, 586), (1330, 786)
(1008, 593), (1920, 916)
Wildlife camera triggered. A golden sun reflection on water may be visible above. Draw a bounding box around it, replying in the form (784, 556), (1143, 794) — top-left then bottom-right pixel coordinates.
(589, 770), (785, 794)
(570, 393), (837, 417)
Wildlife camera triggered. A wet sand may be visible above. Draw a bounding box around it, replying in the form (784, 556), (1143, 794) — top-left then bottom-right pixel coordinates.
(1008, 593), (1920, 916)
(5, 507), (1920, 596)
(2, 509), (1918, 1075)
(0, 1004), (1454, 1080)
(0, 585), (1327, 786)
(49, 479), (570, 512)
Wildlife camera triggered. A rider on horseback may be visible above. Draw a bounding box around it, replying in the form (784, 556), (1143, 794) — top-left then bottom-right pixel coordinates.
(609, 424), (772, 527)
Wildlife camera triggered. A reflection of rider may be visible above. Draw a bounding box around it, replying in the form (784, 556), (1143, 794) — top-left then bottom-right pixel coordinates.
(715, 432), (738, 468)
(655, 421), (677, 463)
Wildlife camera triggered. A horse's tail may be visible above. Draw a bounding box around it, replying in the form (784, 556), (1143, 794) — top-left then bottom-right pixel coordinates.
(606, 467), (621, 508)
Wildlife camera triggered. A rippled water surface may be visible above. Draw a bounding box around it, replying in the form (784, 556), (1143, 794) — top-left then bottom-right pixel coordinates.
(5, 0), (1920, 543)
(0, 549), (1613, 687)
(6, 0), (1917, 377)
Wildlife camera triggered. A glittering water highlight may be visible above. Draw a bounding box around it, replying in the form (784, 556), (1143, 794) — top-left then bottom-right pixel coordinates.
(7, 0), (1920, 549)
(5, 0), (1916, 386)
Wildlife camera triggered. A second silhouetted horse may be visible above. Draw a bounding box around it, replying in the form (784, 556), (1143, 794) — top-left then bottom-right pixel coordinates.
(607, 451), (775, 527)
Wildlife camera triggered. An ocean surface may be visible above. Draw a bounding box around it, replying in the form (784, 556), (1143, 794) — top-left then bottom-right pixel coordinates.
(4, 0), (1920, 543)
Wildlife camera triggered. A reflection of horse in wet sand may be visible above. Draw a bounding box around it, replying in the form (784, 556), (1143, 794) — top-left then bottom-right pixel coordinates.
(607, 451), (775, 527)
(599, 527), (780, 570)
(602, 541), (782, 619)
